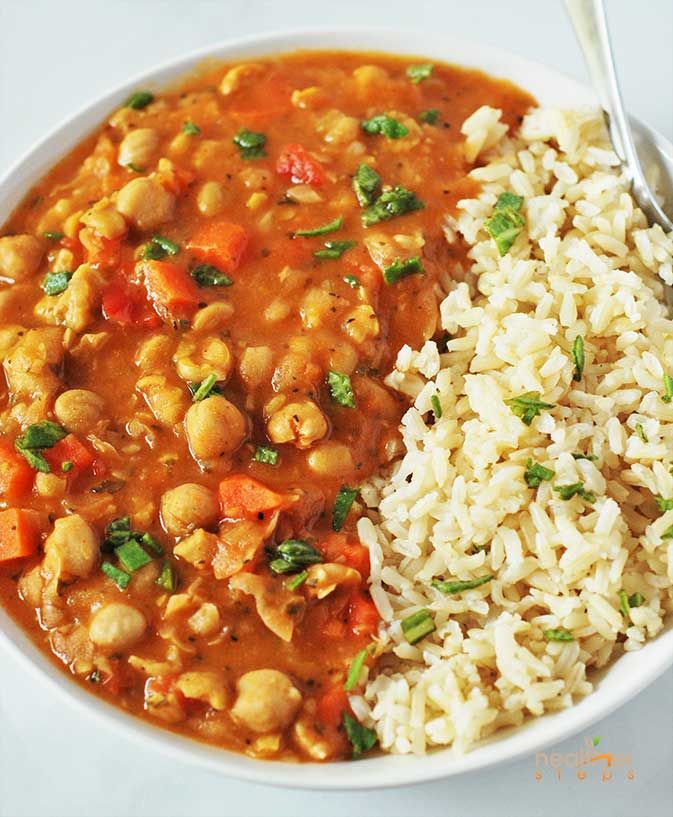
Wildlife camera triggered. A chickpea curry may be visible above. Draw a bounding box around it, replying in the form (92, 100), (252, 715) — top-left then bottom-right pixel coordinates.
(0, 51), (532, 761)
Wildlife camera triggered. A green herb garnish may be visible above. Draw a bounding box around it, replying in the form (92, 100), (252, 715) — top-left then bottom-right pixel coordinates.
(190, 374), (220, 402)
(432, 575), (492, 595)
(401, 609), (436, 644)
(344, 646), (370, 691)
(406, 63), (433, 84)
(125, 91), (154, 110)
(41, 271), (73, 296)
(662, 373), (673, 403)
(126, 162), (145, 173)
(572, 452), (597, 461)
(362, 186), (424, 227)
(332, 486), (359, 532)
(327, 370), (356, 408)
(352, 164), (382, 207)
(656, 495), (673, 513)
(553, 482), (596, 503)
(343, 274), (360, 288)
(314, 240), (357, 260)
(628, 592), (644, 608)
(190, 263), (233, 287)
(115, 539), (152, 572)
(14, 421), (67, 472)
(295, 216), (343, 237)
(285, 570), (308, 591)
(419, 109), (440, 125)
(103, 516), (163, 556)
(233, 128), (267, 159)
(43, 231), (64, 241)
(343, 712), (377, 759)
(572, 335), (585, 381)
(524, 459), (555, 488)
(254, 445), (279, 466)
(182, 121), (201, 135)
(156, 561), (177, 592)
(636, 423), (648, 443)
(505, 391), (555, 426)
(361, 114), (409, 139)
(485, 191), (525, 256)
(143, 235), (180, 260)
(383, 256), (423, 284)
(269, 539), (322, 574)
(544, 628), (574, 642)
(61, 460), (74, 473)
(101, 561), (132, 590)
(430, 394), (442, 419)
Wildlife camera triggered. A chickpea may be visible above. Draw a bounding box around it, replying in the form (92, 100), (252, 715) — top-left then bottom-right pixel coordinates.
(174, 336), (233, 383)
(231, 669), (302, 733)
(80, 201), (127, 240)
(343, 305), (380, 344)
(197, 181), (224, 216)
(117, 128), (159, 169)
(89, 603), (146, 651)
(0, 235), (43, 282)
(116, 177), (175, 230)
(54, 388), (105, 433)
(219, 63), (263, 96)
(238, 346), (273, 390)
(191, 302), (234, 332)
(188, 602), (221, 636)
(267, 401), (328, 449)
(160, 483), (219, 537)
(306, 441), (354, 478)
(44, 515), (99, 581)
(35, 472), (67, 499)
(184, 395), (248, 461)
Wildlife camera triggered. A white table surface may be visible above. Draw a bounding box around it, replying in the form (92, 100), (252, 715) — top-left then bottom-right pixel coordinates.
(1, 2), (672, 816)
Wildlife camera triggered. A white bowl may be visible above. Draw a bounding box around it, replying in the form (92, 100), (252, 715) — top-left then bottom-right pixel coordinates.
(1, 26), (672, 790)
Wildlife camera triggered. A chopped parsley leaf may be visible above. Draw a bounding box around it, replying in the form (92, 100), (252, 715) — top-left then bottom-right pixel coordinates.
(295, 216), (343, 237)
(182, 121), (201, 135)
(343, 712), (377, 759)
(191, 263), (233, 287)
(326, 369), (356, 408)
(485, 191), (525, 256)
(383, 256), (423, 284)
(143, 235), (180, 260)
(362, 186), (424, 227)
(332, 486), (359, 532)
(190, 374), (221, 402)
(361, 114), (409, 139)
(254, 445), (279, 466)
(419, 108), (440, 125)
(352, 164), (382, 207)
(41, 271), (73, 296)
(406, 63), (434, 84)
(125, 90), (154, 110)
(314, 240), (357, 260)
(233, 128), (267, 159)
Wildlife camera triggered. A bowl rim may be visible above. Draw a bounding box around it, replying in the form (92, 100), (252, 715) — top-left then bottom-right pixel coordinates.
(1, 24), (672, 791)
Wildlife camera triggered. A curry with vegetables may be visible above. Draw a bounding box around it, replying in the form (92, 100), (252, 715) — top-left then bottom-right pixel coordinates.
(0, 51), (532, 761)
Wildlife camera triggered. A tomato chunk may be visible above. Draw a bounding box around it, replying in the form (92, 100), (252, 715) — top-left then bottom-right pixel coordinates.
(141, 260), (200, 318)
(44, 434), (96, 481)
(102, 282), (161, 328)
(0, 441), (34, 501)
(276, 143), (327, 187)
(187, 221), (249, 273)
(316, 684), (351, 729)
(320, 533), (371, 580)
(347, 592), (379, 637)
(0, 508), (40, 563)
(218, 475), (286, 521)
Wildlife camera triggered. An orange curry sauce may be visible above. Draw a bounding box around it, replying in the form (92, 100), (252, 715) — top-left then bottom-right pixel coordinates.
(0, 51), (533, 760)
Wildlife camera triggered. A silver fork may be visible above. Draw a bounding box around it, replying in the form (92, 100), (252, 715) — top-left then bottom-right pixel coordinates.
(566, 0), (673, 232)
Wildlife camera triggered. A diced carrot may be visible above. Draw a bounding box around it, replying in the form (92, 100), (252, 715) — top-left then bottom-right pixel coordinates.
(44, 434), (96, 481)
(141, 260), (200, 318)
(187, 221), (249, 273)
(276, 143), (327, 187)
(218, 475), (286, 521)
(347, 592), (379, 637)
(0, 508), (40, 563)
(320, 533), (371, 580)
(316, 684), (351, 729)
(0, 441), (34, 502)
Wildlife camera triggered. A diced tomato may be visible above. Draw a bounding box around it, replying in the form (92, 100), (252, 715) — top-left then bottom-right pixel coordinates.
(142, 260), (200, 318)
(161, 164), (195, 195)
(347, 592), (379, 637)
(0, 441), (34, 501)
(316, 684), (351, 729)
(87, 235), (124, 269)
(44, 434), (96, 482)
(102, 282), (161, 328)
(187, 221), (249, 273)
(276, 143), (327, 187)
(0, 508), (40, 563)
(319, 533), (371, 580)
(59, 235), (81, 253)
(218, 475), (286, 521)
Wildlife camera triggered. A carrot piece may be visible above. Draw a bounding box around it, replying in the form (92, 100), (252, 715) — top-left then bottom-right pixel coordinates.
(218, 475), (286, 521)
(276, 143), (327, 187)
(187, 221), (249, 273)
(347, 592), (379, 636)
(0, 508), (40, 563)
(0, 441), (34, 502)
(44, 434), (96, 480)
(102, 281), (161, 328)
(141, 260), (200, 317)
(316, 684), (351, 729)
(86, 235), (124, 269)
